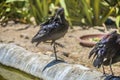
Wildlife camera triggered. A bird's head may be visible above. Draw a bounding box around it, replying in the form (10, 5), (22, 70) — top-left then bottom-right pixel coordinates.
(105, 30), (120, 45)
(101, 31), (117, 43)
(56, 8), (64, 16)
(102, 30), (117, 41)
(53, 8), (65, 22)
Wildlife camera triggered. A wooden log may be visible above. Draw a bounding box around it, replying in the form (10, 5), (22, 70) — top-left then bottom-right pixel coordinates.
(0, 43), (104, 80)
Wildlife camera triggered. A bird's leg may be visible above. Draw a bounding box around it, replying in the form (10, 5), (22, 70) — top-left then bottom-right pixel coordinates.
(110, 58), (114, 75)
(102, 64), (106, 75)
(54, 42), (64, 48)
(52, 41), (58, 61)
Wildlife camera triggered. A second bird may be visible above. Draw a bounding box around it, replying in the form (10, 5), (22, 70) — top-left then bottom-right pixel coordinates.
(31, 8), (69, 61)
(89, 31), (120, 75)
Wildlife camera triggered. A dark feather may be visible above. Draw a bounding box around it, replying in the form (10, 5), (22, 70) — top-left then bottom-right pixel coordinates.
(88, 30), (120, 75)
(31, 8), (69, 46)
(103, 52), (120, 65)
(89, 30), (119, 68)
(93, 56), (104, 68)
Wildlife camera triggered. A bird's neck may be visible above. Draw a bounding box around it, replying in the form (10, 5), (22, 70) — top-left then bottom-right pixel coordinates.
(60, 13), (65, 21)
(60, 13), (69, 27)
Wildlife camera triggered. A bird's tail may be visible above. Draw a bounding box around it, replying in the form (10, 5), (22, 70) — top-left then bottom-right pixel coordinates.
(31, 37), (41, 47)
(31, 37), (37, 44)
(93, 57), (103, 68)
(31, 38), (35, 43)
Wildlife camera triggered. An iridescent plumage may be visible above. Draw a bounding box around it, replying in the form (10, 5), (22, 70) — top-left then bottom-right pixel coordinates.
(32, 8), (69, 60)
(89, 31), (120, 75)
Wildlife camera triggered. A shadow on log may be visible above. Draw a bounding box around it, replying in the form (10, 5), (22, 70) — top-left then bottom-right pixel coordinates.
(0, 43), (105, 80)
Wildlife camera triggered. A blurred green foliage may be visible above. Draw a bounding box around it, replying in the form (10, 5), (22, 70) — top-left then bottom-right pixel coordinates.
(0, 0), (31, 26)
(62, 0), (120, 26)
(28, 0), (60, 25)
(0, 0), (119, 28)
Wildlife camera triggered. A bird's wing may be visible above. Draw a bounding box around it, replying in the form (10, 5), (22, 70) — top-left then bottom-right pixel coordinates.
(32, 20), (61, 40)
(103, 52), (120, 66)
(89, 42), (102, 59)
(40, 12), (59, 26)
(89, 45), (98, 59)
(89, 31), (117, 59)
(32, 28), (47, 40)
(89, 31), (119, 68)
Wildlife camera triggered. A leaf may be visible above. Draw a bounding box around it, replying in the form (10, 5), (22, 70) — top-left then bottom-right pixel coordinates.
(6, 0), (26, 3)
(101, 7), (115, 24)
(81, 0), (92, 25)
(93, 0), (100, 25)
(116, 16), (120, 28)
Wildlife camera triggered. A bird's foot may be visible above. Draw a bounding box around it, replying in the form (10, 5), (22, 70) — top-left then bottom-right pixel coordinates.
(55, 42), (65, 48)
(53, 59), (65, 63)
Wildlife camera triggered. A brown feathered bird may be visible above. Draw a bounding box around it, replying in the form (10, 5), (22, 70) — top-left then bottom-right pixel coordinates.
(88, 31), (120, 75)
(31, 8), (69, 61)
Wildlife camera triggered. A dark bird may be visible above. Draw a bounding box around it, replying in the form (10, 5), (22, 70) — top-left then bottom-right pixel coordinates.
(103, 52), (120, 66)
(31, 8), (69, 61)
(88, 31), (120, 75)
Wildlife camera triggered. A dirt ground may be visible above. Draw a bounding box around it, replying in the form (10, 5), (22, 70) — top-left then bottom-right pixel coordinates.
(0, 22), (120, 76)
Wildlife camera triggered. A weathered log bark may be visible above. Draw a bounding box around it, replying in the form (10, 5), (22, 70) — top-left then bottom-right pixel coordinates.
(0, 43), (104, 80)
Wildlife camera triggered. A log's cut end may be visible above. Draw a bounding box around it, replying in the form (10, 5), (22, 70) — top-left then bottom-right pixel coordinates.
(0, 43), (104, 80)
